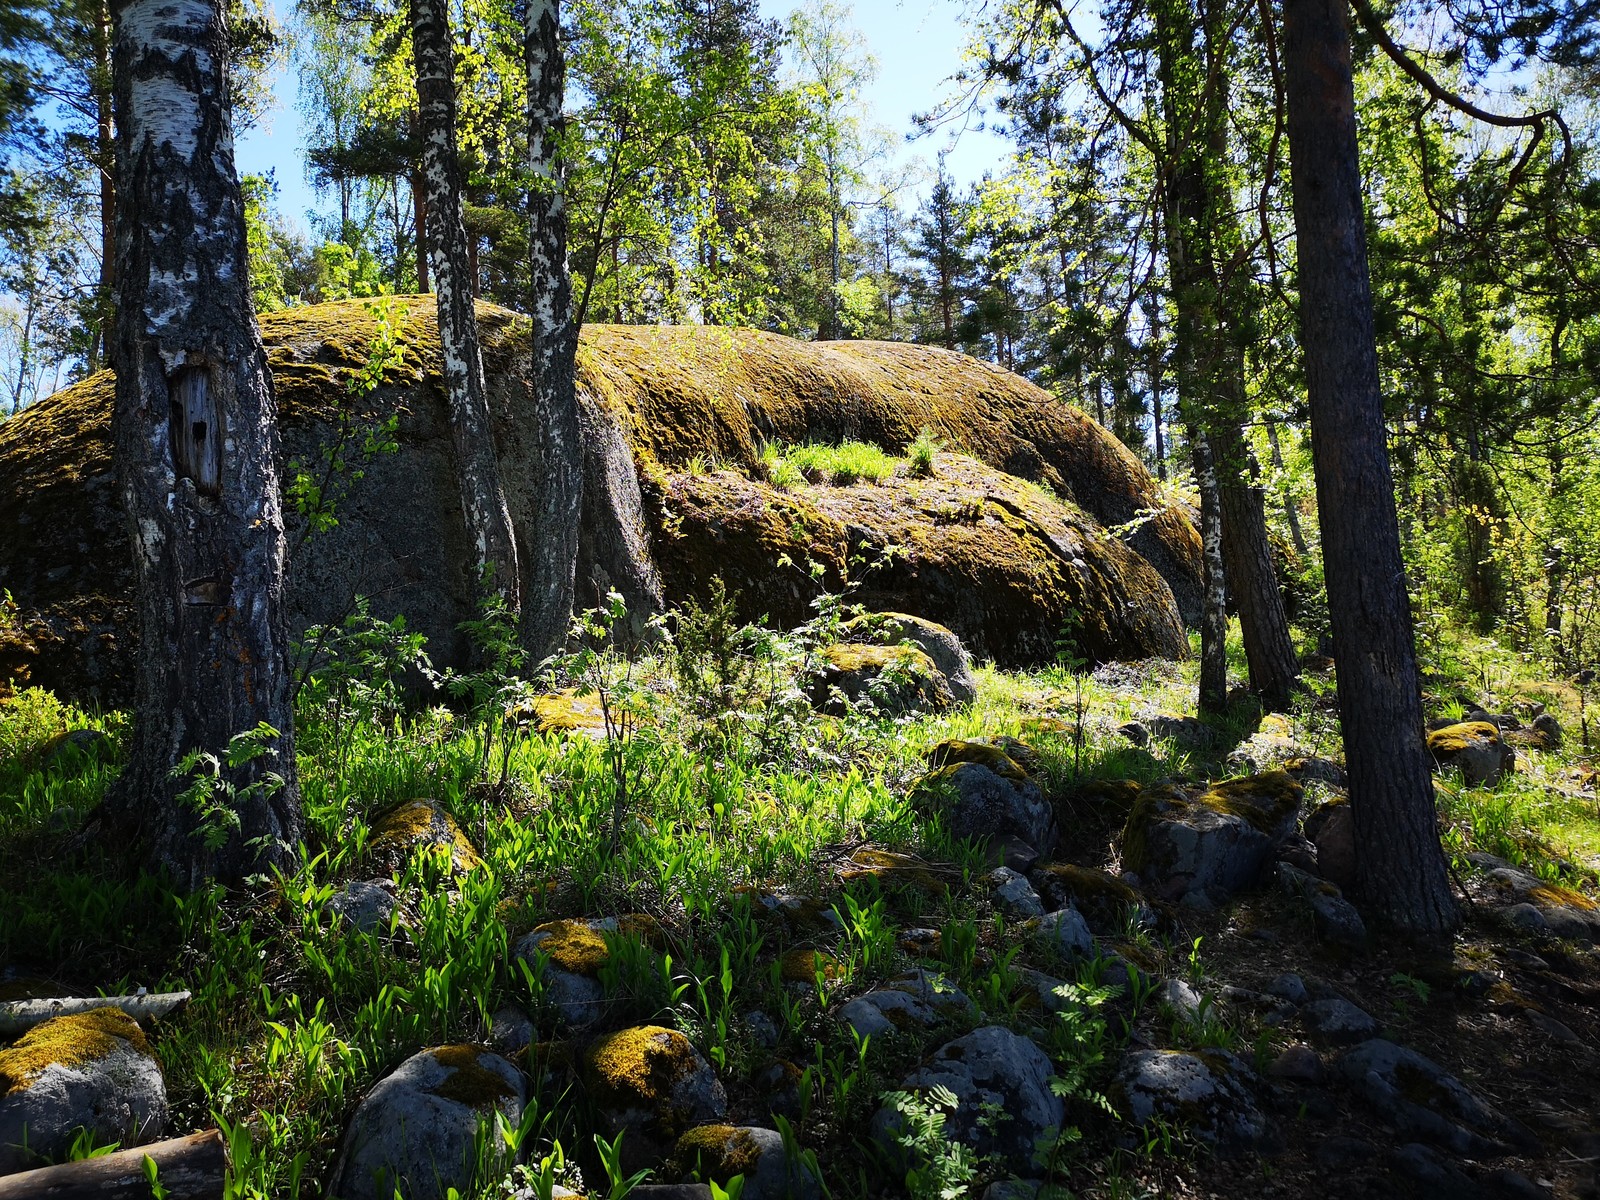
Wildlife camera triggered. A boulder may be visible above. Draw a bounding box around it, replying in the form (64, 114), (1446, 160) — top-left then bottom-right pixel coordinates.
(1121, 773), (1303, 904)
(674, 1125), (820, 1200)
(807, 643), (953, 717)
(914, 760), (1056, 854)
(369, 799), (481, 873)
(1478, 867), (1600, 943)
(1276, 862), (1368, 950)
(329, 879), (404, 934)
(1302, 798), (1355, 890)
(1030, 863), (1151, 934)
(514, 915), (664, 1027)
(875, 1026), (1063, 1171)
(0, 1008), (167, 1172)
(1225, 714), (1313, 775)
(846, 613), (978, 705)
(330, 1045), (527, 1200)
(1335, 1039), (1537, 1158)
(1297, 998), (1379, 1045)
(1428, 722), (1515, 787)
(1031, 907), (1096, 961)
(0, 303), (1199, 704)
(987, 866), (1045, 919)
(1112, 1049), (1267, 1152)
(838, 971), (973, 1040)
(583, 1026), (727, 1171)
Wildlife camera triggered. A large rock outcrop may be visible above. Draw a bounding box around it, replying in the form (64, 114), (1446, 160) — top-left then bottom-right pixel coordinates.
(0, 301), (1198, 702)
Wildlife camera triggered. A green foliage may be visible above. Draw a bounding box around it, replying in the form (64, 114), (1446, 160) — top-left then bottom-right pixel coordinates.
(172, 723), (286, 854)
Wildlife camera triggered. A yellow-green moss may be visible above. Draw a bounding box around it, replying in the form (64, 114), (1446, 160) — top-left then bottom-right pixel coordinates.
(371, 799), (482, 870)
(779, 949), (843, 984)
(527, 692), (609, 736)
(1197, 771), (1303, 833)
(1038, 863), (1140, 907)
(428, 1044), (518, 1109)
(1427, 721), (1502, 755)
(585, 1026), (700, 1109)
(838, 848), (952, 894)
(0, 1008), (148, 1096)
(925, 739), (1029, 783)
(1529, 883), (1599, 912)
(532, 920), (612, 975)
(823, 643), (933, 675)
(676, 1124), (763, 1176)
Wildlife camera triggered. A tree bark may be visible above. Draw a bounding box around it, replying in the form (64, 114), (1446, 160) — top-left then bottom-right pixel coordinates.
(1217, 421), (1299, 711)
(91, 0), (115, 375)
(0, 992), (191, 1036)
(0, 1130), (224, 1199)
(1282, 0), (1457, 938)
(412, 0), (521, 612)
(523, 0), (582, 660)
(107, 0), (302, 889)
(1190, 427), (1229, 715)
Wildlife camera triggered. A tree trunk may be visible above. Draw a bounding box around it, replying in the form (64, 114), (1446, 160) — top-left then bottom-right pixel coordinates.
(411, 161), (430, 293)
(0, 1130), (224, 1199)
(1266, 420), (1309, 554)
(91, 0), (115, 375)
(1282, 0), (1457, 938)
(108, 0), (301, 888)
(523, 0), (582, 659)
(1191, 427), (1229, 715)
(1217, 420), (1299, 711)
(412, 0), (521, 612)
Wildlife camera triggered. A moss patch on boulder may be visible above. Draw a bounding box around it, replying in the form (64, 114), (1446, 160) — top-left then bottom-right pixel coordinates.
(0, 1007), (148, 1095)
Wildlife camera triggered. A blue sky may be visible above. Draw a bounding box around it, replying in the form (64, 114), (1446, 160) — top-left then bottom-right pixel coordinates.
(234, 0), (1011, 231)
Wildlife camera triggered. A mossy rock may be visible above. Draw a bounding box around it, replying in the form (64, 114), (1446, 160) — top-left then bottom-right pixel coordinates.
(370, 798), (482, 873)
(778, 948), (844, 985)
(1427, 721), (1515, 786)
(514, 915), (665, 1027)
(1032, 863), (1146, 932)
(0, 302), (1196, 704)
(836, 847), (957, 895)
(926, 739), (1030, 783)
(675, 1124), (819, 1200)
(655, 459), (1188, 671)
(0, 1007), (168, 1172)
(520, 691), (610, 739)
(584, 1026), (727, 1171)
(805, 642), (954, 717)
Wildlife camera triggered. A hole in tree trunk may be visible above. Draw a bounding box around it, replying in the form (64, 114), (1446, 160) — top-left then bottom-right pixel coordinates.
(169, 366), (221, 497)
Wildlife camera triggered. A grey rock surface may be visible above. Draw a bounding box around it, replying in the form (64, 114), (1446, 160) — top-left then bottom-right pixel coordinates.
(1114, 1048), (1267, 1152)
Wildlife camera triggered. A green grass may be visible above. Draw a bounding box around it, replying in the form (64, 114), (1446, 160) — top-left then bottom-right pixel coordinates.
(2, 597), (1596, 1197)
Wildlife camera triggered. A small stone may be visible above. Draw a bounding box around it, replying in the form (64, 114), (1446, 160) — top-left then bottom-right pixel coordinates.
(1522, 1010), (1580, 1043)
(1033, 907), (1095, 960)
(989, 866), (1045, 918)
(1505, 903), (1550, 932)
(1266, 973), (1308, 1005)
(1268, 1044), (1322, 1083)
(1118, 721), (1150, 747)
(1159, 978), (1205, 1021)
(486, 1006), (534, 1056)
(675, 1125), (820, 1200)
(329, 879), (403, 934)
(743, 1011), (779, 1050)
(1299, 998), (1378, 1045)
(982, 1183), (1040, 1200)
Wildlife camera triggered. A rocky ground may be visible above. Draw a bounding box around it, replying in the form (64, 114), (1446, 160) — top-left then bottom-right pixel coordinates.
(1, 628), (1597, 1199)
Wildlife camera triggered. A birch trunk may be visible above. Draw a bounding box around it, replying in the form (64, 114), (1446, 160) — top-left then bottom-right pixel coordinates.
(1283, 0), (1457, 938)
(1190, 428), (1229, 716)
(524, 0), (582, 659)
(107, 0), (301, 887)
(411, 0), (521, 612)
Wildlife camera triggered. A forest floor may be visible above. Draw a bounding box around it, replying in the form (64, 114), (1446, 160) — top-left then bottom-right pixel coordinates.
(0, 605), (1597, 1200)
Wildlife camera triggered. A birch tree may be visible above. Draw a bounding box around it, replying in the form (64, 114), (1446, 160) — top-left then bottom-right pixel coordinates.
(410, 0), (522, 611)
(107, 0), (301, 887)
(523, 0), (581, 657)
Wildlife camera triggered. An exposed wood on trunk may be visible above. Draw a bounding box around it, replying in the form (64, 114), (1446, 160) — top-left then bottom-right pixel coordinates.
(0, 1130), (225, 1199)
(107, 0), (302, 888)
(523, 0), (582, 658)
(0, 992), (191, 1036)
(411, 0), (522, 613)
(1282, 0), (1457, 938)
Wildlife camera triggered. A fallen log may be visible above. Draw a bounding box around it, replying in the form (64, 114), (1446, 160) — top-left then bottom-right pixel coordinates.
(0, 1130), (225, 1199)
(0, 993), (191, 1037)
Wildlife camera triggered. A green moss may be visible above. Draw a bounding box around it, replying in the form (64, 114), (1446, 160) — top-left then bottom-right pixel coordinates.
(585, 1026), (701, 1111)
(1037, 863), (1140, 912)
(1196, 771), (1303, 833)
(925, 739), (1029, 783)
(428, 1044), (517, 1109)
(778, 949), (843, 983)
(838, 848), (951, 894)
(0, 1008), (148, 1096)
(676, 1124), (763, 1176)
(371, 799), (482, 870)
(532, 919), (611, 975)
(1427, 721), (1501, 755)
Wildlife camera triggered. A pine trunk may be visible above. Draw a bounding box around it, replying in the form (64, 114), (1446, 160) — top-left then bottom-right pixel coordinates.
(1282, 0), (1457, 938)
(523, 0), (582, 659)
(412, 0), (522, 612)
(1216, 419), (1299, 711)
(107, 0), (301, 888)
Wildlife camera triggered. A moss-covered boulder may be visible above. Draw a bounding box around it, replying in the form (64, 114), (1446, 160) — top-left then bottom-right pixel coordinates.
(0, 302), (1195, 702)
(844, 612), (978, 704)
(1112, 1049), (1266, 1153)
(513, 914), (664, 1026)
(1427, 721), (1515, 787)
(331, 1045), (526, 1200)
(1031, 863), (1149, 934)
(0, 1007), (167, 1172)
(583, 1026), (727, 1172)
(674, 1125), (820, 1200)
(1120, 773), (1303, 905)
(913, 759), (1056, 855)
(369, 798), (481, 873)
(806, 643), (954, 717)
(1478, 865), (1600, 942)
(654, 459), (1187, 670)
